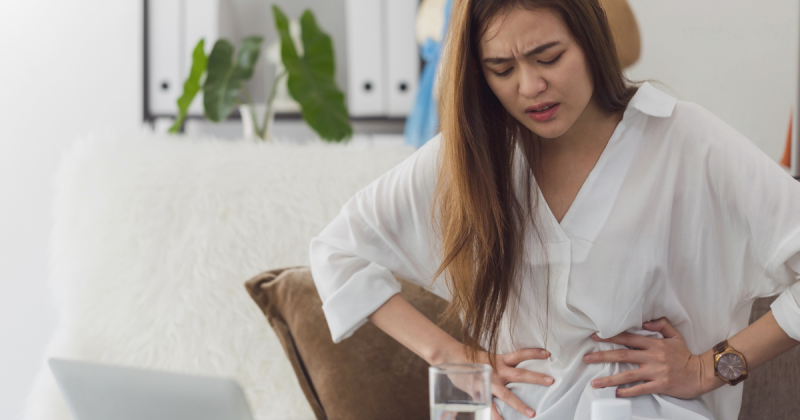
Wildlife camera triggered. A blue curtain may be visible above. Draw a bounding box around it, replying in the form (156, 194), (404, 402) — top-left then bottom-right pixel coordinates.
(404, 0), (453, 149)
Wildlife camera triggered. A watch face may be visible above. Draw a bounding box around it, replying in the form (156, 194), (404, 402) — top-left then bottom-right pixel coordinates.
(717, 353), (744, 380)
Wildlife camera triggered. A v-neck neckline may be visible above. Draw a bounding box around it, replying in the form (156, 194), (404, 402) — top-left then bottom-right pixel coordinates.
(539, 116), (626, 226)
(533, 104), (640, 244)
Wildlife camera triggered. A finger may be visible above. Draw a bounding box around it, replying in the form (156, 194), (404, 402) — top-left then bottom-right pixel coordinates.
(615, 381), (661, 398)
(491, 402), (504, 420)
(643, 317), (682, 339)
(590, 368), (646, 388)
(583, 348), (649, 365)
(503, 348), (550, 367)
(502, 367), (555, 386)
(492, 383), (536, 418)
(591, 332), (654, 350)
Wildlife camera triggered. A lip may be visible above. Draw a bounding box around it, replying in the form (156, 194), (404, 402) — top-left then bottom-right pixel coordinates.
(525, 103), (560, 122)
(525, 102), (559, 113)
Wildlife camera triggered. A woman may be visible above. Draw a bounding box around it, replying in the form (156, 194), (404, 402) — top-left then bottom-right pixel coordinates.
(309, 0), (800, 418)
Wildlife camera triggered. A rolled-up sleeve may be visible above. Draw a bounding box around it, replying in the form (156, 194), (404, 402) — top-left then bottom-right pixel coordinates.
(309, 134), (444, 342)
(748, 171), (800, 342)
(771, 284), (800, 341)
(766, 231), (800, 342)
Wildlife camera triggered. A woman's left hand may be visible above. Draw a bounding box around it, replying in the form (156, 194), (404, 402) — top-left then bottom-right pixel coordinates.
(582, 317), (710, 399)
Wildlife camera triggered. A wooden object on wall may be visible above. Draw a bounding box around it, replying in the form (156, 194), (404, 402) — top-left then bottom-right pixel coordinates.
(600, 0), (641, 69)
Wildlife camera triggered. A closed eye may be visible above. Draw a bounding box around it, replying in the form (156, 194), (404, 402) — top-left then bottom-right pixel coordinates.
(492, 52), (564, 77)
(540, 52), (564, 65)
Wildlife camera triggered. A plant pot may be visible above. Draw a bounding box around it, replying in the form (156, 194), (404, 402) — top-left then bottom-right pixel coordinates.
(239, 103), (275, 141)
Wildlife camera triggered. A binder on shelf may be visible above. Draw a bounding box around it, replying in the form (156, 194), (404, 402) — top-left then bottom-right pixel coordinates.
(146, 0), (218, 119)
(148, 0), (181, 116)
(344, 0), (386, 117)
(384, 0), (419, 117)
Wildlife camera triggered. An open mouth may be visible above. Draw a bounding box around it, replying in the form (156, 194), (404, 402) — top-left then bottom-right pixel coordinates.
(532, 104), (556, 112)
(525, 103), (560, 121)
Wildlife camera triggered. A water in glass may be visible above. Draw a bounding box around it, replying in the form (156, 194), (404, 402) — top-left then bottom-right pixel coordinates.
(431, 402), (491, 420)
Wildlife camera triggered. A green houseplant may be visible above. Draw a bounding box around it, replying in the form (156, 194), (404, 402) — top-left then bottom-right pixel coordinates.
(168, 5), (352, 142)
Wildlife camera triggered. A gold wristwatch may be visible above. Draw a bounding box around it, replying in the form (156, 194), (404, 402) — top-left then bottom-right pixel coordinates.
(713, 340), (748, 386)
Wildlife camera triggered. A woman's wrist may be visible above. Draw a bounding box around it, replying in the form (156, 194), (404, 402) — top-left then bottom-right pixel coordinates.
(368, 294), (469, 367)
(426, 337), (467, 366)
(697, 349), (725, 395)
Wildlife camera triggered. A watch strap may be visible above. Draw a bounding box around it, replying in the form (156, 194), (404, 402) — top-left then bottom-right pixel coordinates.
(713, 339), (729, 354)
(729, 373), (747, 386)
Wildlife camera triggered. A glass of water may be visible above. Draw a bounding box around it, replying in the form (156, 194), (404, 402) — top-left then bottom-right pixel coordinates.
(429, 363), (492, 420)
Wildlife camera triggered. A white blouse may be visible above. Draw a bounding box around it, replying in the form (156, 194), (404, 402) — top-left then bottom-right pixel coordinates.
(308, 82), (800, 420)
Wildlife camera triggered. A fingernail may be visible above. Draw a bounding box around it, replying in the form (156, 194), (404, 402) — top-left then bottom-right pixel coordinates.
(526, 408), (535, 417)
(583, 354), (593, 362)
(544, 350), (551, 357)
(591, 380), (600, 387)
(545, 377), (554, 384)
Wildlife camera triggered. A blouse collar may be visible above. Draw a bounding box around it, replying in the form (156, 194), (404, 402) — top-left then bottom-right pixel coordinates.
(626, 81), (678, 118)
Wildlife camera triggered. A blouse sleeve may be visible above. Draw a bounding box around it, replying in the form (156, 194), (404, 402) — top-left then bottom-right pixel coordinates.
(309, 134), (444, 343)
(691, 103), (800, 341)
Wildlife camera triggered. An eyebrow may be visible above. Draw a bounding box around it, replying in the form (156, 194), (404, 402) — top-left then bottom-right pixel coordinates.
(482, 41), (561, 65)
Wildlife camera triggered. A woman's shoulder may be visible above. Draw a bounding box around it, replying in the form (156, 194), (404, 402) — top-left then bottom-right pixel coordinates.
(417, 132), (443, 157)
(669, 100), (726, 129)
(663, 99), (788, 191)
(629, 82), (734, 142)
(660, 99), (760, 157)
(355, 133), (442, 202)
(663, 100), (725, 136)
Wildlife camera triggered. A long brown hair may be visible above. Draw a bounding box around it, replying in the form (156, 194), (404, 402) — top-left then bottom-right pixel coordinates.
(431, 0), (640, 365)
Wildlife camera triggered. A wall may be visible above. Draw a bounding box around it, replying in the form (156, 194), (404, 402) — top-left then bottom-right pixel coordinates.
(0, 1), (143, 419)
(625, 0), (798, 160)
(0, 1), (797, 419)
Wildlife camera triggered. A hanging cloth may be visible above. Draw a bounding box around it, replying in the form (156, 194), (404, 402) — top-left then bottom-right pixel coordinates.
(404, 0), (453, 149)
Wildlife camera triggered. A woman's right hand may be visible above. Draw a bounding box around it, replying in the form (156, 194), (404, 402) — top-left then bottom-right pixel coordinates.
(449, 347), (554, 419)
(366, 295), (552, 419)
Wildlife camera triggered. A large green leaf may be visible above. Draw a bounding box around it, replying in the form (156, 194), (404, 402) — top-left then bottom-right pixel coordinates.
(203, 37), (263, 122)
(273, 6), (352, 142)
(169, 39), (207, 133)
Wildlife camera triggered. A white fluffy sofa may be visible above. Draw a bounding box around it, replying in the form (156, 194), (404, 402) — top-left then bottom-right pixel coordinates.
(23, 133), (415, 420)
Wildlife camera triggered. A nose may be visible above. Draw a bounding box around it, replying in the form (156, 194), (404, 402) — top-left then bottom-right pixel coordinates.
(518, 66), (546, 98)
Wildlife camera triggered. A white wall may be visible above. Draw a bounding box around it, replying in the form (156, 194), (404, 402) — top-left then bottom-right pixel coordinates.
(0, 1), (142, 419)
(0, 1), (796, 419)
(626, 0), (798, 161)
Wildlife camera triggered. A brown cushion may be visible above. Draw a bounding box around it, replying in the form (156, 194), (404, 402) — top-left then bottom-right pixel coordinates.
(244, 266), (459, 420)
(739, 296), (800, 419)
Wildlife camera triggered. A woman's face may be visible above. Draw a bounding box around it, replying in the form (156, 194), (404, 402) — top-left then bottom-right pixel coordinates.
(478, 7), (595, 140)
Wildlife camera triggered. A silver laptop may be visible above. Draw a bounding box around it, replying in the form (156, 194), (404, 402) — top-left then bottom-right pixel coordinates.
(49, 358), (255, 420)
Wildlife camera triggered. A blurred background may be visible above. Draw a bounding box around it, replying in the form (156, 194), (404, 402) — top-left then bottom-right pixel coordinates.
(0, 0), (797, 418)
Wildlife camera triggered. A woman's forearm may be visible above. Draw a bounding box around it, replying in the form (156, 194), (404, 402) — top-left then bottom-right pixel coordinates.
(698, 310), (800, 393)
(368, 293), (464, 365)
